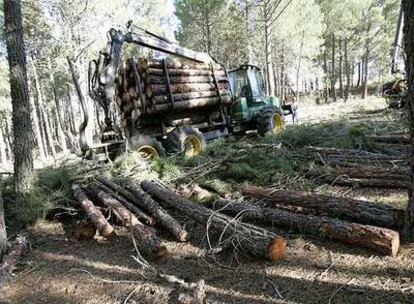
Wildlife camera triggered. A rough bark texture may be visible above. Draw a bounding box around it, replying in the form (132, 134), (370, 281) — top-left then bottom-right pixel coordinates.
(95, 181), (155, 226)
(0, 236), (28, 288)
(71, 184), (113, 237)
(87, 184), (140, 227)
(242, 186), (404, 230)
(141, 180), (287, 261)
(214, 200), (400, 257)
(122, 180), (188, 242)
(4, 0), (35, 196)
(403, 0), (414, 240)
(0, 191), (6, 261)
(308, 171), (410, 189)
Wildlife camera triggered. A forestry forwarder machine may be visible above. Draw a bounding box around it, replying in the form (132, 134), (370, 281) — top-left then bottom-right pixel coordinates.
(78, 21), (285, 161)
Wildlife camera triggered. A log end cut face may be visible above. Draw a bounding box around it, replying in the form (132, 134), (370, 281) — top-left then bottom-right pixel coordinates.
(267, 236), (287, 261)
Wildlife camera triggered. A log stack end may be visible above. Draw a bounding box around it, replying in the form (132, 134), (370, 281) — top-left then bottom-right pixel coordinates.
(267, 236), (287, 261)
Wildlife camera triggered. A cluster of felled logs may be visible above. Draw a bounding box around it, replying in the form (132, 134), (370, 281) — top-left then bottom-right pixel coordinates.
(116, 58), (232, 128)
(304, 146), (411, 189)
(71, 179), (287, 261)
(71, 178), (405, 258)
(238, 186), (403, 257)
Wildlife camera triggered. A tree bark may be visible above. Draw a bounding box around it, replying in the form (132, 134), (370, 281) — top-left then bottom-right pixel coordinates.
(345, 38), (350, 101)
(403, 0), (414, 240)
(331, 33), (337, 101)
(95, 181), (155, 226)
(0, 190), (6, 261)
(141, 180), (287, 261)
(146, 68), (226, 78)
(4, 0), (35, 196)
(71, 184), (113, 237)
(214, 200), (400, 257)
(121, 180), (188, 242)
(87, 184), (167, 259)
(339, 38), (344, 99)
(0, 236), (28, 288)
(242, 186), (404, 230)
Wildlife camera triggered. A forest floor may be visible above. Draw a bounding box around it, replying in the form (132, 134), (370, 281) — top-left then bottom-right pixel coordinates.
(1, 96), (414, 304)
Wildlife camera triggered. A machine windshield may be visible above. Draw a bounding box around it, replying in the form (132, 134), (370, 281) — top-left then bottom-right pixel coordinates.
(247, 68), (265, 98)
(229, 70), (250, 98)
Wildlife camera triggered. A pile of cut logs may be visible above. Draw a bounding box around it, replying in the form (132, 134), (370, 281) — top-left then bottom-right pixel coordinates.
(116, 58), (232, 128)
(71, 178), (404, 261)
(305, 146), (410, 189)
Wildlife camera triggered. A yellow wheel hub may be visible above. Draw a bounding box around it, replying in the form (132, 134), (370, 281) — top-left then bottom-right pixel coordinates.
(137, 145), (159, 160)
(183, 135), (202, 157)
(272, 114), (284, 134)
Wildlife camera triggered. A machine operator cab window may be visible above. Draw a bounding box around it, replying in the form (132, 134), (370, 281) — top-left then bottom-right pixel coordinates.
(229, 65), (266, 103)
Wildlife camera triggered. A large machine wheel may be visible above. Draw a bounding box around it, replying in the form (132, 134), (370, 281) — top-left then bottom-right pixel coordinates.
(166, 126), (206, 157)
(257, 106), (285, 136)
(130, 135), (166, 160)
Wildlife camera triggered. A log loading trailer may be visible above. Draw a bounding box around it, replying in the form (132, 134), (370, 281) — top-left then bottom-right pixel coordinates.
(78, 22), (285, 161)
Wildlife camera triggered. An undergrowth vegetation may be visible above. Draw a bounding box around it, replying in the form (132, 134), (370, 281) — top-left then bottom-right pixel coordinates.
(1, 101), (408, 231)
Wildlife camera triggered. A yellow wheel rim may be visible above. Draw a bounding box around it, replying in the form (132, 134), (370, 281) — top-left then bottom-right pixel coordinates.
(183, 135), (203, 157)
(137, 145), (159, 160)
(272, 114), (284, 134)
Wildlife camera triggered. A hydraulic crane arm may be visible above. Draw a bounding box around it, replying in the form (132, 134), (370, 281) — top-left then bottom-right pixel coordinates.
(87, 24), (216, 150)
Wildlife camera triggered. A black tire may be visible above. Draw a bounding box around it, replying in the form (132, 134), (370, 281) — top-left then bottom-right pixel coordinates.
(166, 126), (206, 157)
(256, 106), (285, 136)
(129, 135), (166, 160)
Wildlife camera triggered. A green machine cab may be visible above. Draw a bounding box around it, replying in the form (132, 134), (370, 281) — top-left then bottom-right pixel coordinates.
(228, 65), (284, 136)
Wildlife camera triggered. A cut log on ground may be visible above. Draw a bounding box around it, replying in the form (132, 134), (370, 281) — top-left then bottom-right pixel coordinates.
(242, 186), (405, 230)
(87, 184), (167, 259)
(369, 135), (410, 145)
(98, 177), (187, 242)
(88, 184), (140, 227)
(310, 166), (409, 181)
(122, 180), (188, 242)
(95, 181), (155, 226)
(213, 200), (400, 257)
(71, 183), (114, 237)
(308, 172), (410, 189)
(0, 236), (29, 288)
(141, 180), (287, 261)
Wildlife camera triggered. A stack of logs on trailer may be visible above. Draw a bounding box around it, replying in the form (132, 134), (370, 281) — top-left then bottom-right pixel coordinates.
(116, 58), (233, 133)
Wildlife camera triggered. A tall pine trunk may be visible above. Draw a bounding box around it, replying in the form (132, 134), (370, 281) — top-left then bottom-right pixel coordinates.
(403, 0), (414, 240)
(345, 38), (350, 101)
(339, 38), (344, 99)
(0, 190), (6, 260)
(331, 33), (337, 101)
(362, 24), (371, 99)
(4, 0), (34, 196)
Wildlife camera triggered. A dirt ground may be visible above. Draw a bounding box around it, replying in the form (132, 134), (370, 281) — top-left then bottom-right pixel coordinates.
(1, 96), (414, 304)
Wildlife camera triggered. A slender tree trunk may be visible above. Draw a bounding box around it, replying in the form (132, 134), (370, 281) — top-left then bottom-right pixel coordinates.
(27, 72), (45, 160)
(331, 33), (337, 101)
(42, 107), (56, 158)
(67, 89), (76, 134)
(362, 24), (371, 99)
(264, 0), (275, 95)
(0, 190), (6, 261)
(4, 0), (34, 196)
(48, 59), (67, 153)
(2, 122), (12, 163)
(345, 38), (350, 101)
(0, 129), (6, 164)
(357, 61), (362, 88)
(403, 0), (414, 240)
(323, 48), (329, 102)
(339, 38), (344, 99)
(296, 31), (305, 101)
